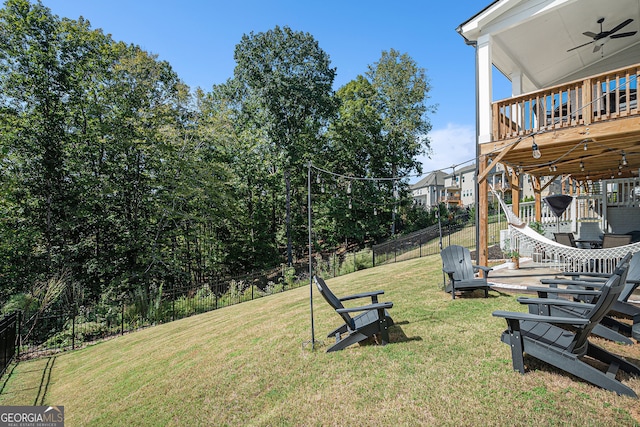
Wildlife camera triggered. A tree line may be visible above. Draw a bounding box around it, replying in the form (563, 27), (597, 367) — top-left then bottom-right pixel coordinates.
(0, 0), (436, 310)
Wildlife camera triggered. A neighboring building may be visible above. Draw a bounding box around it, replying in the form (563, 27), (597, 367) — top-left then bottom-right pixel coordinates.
(410, 171), (447, 208)
(442, 164), (474, 207)
(412, 162), (531, 208)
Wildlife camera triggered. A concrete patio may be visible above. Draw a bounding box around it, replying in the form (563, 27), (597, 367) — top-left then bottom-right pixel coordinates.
(487, 257), (640, 304)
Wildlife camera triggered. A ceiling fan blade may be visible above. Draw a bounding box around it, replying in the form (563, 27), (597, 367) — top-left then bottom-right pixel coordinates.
(567, 40), (595, 52)
(608, 18), (633, 35)
(583, 31), (598, 38)
(593, 43), (601, 53)
(610, 31), (637, 39)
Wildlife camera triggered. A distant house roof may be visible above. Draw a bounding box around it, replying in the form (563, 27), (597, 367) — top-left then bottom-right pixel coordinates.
(451, 164), (476, 176)
(410, 170), (448, 189)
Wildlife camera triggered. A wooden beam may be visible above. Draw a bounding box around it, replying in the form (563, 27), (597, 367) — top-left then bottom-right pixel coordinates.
(478, 155), (489, 267)
(540, 175), (559, 192)
(477, 138), (524, 184)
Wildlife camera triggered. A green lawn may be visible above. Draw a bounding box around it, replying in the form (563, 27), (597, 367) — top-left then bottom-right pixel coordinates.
(1, 256), (639, 426)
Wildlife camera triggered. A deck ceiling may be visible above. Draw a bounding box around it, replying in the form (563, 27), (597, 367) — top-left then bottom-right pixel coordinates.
(459, 0), (640, 93)
(484, 116), (640, 183)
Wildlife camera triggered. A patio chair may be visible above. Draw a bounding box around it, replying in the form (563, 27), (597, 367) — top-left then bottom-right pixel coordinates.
(539, 251), (640, 342)
(440, 245), (493, 300)
(528, 253), (633, 344)
(554, 232), (577, 247)
(493, 267), (640, 397)
(314, 276), (394, 352)
(602, 234), (633, 248)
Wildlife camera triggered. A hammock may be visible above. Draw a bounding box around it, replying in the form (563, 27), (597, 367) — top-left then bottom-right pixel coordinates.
(491, 187), (640, 273)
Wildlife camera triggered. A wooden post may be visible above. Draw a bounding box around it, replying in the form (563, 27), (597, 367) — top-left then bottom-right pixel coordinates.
(511, 171), (520, 217)
(478, 155), (489, 266)
(532, 176), (541, 221)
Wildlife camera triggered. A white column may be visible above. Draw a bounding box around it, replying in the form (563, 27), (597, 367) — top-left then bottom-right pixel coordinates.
(510, 69), (523, 96)
(477, 35), (492, 144)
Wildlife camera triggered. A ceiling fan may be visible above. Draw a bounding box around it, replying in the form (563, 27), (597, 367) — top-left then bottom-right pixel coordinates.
(567, 17), (637, 53)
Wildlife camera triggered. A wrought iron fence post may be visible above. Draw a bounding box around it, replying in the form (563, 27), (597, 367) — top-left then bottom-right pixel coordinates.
(72, 311), (76, 350)
(333, 251), (336, 277)
(121, 302), (124, 336)
(17, 310), (22, 359)
(372, 248), (375, 267)
(172, 286), (175, 322)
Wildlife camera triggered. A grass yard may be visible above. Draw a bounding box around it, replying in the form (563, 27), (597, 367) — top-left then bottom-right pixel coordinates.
(1, 255), (639, 426)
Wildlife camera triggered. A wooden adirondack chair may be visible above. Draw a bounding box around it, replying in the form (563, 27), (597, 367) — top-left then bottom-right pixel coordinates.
(440, 245), (493, 299)
(493, 265), (640, 397)
(314, 276), (394, 352)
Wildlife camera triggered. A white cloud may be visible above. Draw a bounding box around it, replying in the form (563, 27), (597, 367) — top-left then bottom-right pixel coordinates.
(415, 123), (476, 178)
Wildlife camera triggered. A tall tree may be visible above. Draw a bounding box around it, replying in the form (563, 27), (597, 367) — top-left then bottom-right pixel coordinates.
(0, 0), (81, 290)
(232, 25), (336, 265)
(366, 49), (434, 234)
(320, 50), (434, 247)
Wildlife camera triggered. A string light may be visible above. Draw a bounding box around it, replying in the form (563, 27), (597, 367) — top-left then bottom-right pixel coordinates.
(531, 136), (542, 159)
(622, 151), (628, 166)
(580, 160), (584, 171)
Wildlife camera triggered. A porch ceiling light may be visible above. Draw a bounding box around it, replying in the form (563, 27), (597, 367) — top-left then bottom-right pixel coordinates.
(531, 137), (542, 159)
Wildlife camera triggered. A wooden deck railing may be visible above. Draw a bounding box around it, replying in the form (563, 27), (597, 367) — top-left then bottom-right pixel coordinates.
(493, 64), (639, 141)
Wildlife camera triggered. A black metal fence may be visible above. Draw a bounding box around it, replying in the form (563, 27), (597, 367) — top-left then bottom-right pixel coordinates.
(1, 215), (506, 365)
(1, 312), (18, 377)
(13, 265), (308, 360)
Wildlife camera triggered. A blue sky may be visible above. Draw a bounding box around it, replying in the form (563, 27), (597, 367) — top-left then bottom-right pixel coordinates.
(41, 0), (509, 179)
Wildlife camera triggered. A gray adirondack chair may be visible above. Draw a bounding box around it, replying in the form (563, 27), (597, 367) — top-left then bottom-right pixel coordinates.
(493, 265), (640, 397)
(538, 251), (640, 342)
(314, 276), (393, 352)
(440, 245), (493, 299)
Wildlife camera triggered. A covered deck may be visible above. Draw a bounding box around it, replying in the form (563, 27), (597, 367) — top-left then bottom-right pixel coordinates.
(480, 64), (640, 267)
(458, 0), (640, 267)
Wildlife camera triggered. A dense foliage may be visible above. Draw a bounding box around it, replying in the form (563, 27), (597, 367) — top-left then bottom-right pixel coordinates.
(0, 0), (434, 310)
